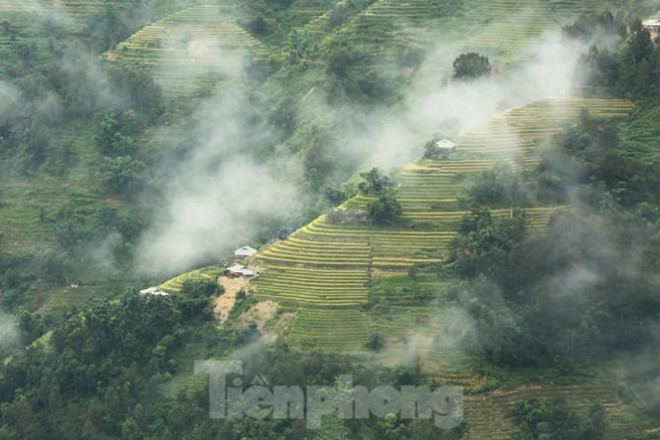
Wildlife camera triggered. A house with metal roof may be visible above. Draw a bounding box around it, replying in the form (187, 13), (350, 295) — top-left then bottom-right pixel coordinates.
(234, 246), (258, 259)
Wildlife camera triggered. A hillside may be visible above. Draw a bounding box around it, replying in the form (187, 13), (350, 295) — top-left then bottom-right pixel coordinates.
(246, 96), (634, 352)
(3, 0), (660, 439)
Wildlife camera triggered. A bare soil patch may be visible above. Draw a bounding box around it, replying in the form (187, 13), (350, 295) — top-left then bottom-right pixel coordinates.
(239, 300), (280, 330)
(213, 276), (250, 323)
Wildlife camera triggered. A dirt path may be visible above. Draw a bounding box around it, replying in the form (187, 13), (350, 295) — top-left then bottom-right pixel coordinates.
(213, 276), (250, 323)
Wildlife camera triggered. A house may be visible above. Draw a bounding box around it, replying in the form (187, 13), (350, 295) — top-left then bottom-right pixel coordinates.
(224, 264), (256, 278)
(436, 138), (457, 153)
(643, 19), (660, 41)
(234, 246), (258, 259)
(139, 287), (169, 296)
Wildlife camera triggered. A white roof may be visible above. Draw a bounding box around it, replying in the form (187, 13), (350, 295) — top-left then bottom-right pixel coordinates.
(643, 19), (660, 26)
(139, 287), (169, 296)
(225, 264), (255, 276)
(234, 246), (258, 256)
(436, 139), (457, 150)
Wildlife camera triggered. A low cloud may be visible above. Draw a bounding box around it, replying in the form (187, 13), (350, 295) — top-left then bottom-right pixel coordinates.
(137, 90), (303, 276)
(0, 308), (20, 350)
(316, 31), (591, 176)
(136, 28), (597, 276)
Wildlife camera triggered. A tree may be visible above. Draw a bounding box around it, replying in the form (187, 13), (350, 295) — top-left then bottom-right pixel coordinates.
(511, 399), (605, 440)
(366, 333), (385, 351)
(37, 250), (69, 285)
(626, 21), (653, 64)
(449, 208), (527, 279)
(452, 52), (492, 80)
(99, 156), (145, 197)
(423, 139), (437, 159)
(468, 162), (529, 206)
(367, 194), (403, 225)
(94, 111), (140, 157)
(247, 15), (268, 35)
(358, 168), (392, 195)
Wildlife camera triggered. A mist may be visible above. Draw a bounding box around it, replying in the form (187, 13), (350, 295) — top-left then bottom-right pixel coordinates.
(135, 27), (601, 276)
(0, 308), (19, 351)
(136, 90), (303, 276)
(325, 31), (591, 175)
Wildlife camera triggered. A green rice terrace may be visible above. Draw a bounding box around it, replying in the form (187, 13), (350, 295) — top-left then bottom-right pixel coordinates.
(160, 96), (634, 352)
(313, 0), (628, 76)
(250, 96), (634, 351)
(155, 95), (643, 438)
(103, 3), (270, 95)
(4, 0), (660, 438)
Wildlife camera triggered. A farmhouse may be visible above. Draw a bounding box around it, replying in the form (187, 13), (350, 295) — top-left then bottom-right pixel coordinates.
(643, 19), (660, 41)
(234, 246), (258, 259)
(224, 264), (256, 278)
(139, 287), (169, 296)
(436, 138), (458, 152)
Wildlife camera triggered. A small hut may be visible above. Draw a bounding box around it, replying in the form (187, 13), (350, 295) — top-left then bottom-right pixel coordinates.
(234, 246), (258, 259)
(139, 287), (169, 296)
(436, 139), (458, 153)
(224, 264), (256, 278)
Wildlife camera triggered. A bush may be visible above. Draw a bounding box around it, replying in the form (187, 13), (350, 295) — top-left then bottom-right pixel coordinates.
(367, 194), (403, 225)
(452, 52), (492, 80)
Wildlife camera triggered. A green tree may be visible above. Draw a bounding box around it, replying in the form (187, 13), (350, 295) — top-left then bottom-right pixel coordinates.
(94, 110), (140, 157)
(452, 52), (492, 80)
(367, 194), (402, 225)
(626, 21), (653, 64)
(358, 168), (392, 195)
(511, 399), (605, 440)
(365, 333), (385, 351)
(99, 156), (145, 197)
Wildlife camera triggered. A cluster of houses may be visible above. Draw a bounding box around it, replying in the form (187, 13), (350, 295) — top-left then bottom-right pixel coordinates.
(223, 245), (259, 278)
(140, 246), (261, 296)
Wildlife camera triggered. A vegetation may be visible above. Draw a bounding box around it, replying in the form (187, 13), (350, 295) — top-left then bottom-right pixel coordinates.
(452, 52), (492, 80)
(511, 399), (605, 440)
(3, 2), (660, 439)
(367, 194), (403, 225)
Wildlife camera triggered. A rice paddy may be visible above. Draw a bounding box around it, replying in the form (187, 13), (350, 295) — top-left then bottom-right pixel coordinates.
(103, 4), (270, 95)
(252, 97), (634, 352)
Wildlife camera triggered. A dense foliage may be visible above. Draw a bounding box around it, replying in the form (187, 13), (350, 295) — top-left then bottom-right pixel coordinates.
(3, 3), (660, 439)
(511, 399), (605, 440)
(452, 52), (492, 80)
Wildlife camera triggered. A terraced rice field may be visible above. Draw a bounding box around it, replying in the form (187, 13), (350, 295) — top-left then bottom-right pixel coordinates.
(307, 0), (464, 60)
(159, 266), (222, 293)
(0, 179), (102, 253)
(0, 0), (45, 14)
(0, 0), (168, 31)
(286, 308), (370, 351)
(461, 0), (620, 56)
(288, 0), (336, 26)
(251, 97), (634, 351)
(50, 0), (138, 29)
(461, 383), (643, 440)
(302, 0), (621, 74)
(104, 4), (269, 95)
(256, 265), (370, 305)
